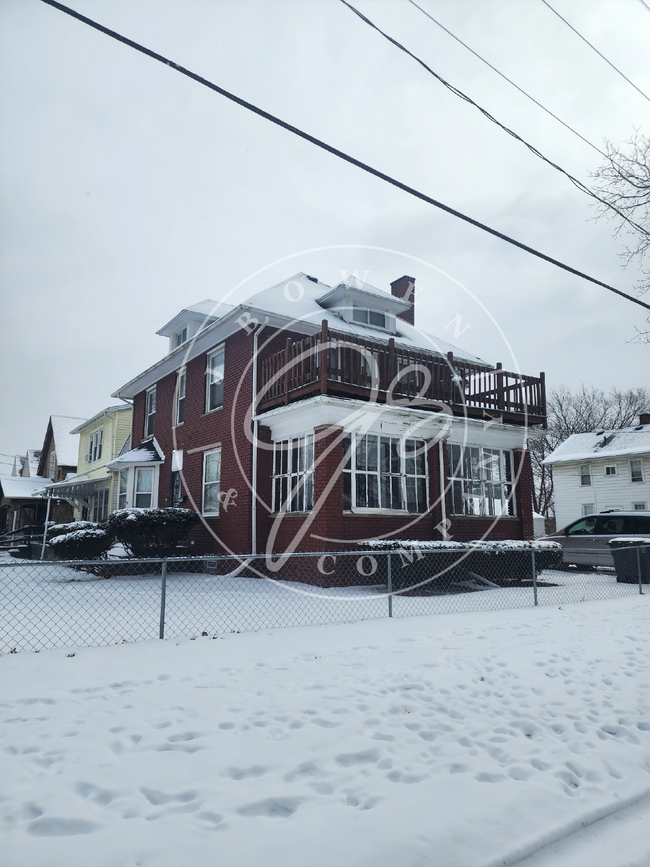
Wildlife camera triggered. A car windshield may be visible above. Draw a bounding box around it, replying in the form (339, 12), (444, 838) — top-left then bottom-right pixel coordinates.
(566, 517), (597, 535)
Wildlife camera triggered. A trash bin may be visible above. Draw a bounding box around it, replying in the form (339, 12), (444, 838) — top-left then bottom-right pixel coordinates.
(607, 537), (650, 584)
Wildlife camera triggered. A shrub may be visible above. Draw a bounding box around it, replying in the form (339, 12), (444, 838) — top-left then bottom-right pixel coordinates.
(49, 527), (114, 573)
(358, 540), (563, 593)
(107, 508), (200, 558)
(48, 521), (96, 539)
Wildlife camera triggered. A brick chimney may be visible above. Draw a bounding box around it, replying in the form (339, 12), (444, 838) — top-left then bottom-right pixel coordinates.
(390, 275), (415, 326)
(640, 411), (650, 425)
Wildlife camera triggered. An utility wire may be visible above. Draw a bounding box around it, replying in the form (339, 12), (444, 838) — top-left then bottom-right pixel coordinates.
(637, 0), (650, 14)
(339, 0), (648, 239)
(540, 0), (650, 103)
(38, 0), (650, 312)
(406, 0), (609, 162)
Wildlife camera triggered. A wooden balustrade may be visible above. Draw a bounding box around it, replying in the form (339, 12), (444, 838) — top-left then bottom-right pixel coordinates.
(258, 321), (546, 425)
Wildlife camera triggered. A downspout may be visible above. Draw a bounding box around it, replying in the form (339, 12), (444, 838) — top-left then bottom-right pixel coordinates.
(40, 492), (52, 560)
(250, 320), (267, 556)
(438, 438), (448, 541)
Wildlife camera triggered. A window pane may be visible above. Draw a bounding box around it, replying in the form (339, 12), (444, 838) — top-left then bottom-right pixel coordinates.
(369, 310), (385, 328)
(357, 436), (367, 471)
(352, 306), (368, 323)
(366, 435), (378, 472)
(380, 475), (390, 509)
(380, 437), (390, 473)
(416, 477), (427, 513)
(135, 492), (152, 508)
(343, 473), (352, 510)
(203, 484), (219, 514)
(504, 451), (512, 483)
(205, 452), (221, 483)
(404, 439), (415, 476)
(631, 460), (643, 482)
(305, 474), (314, 511)
(415, 440), (426, 476)
(392, 476), (402, 510)
(343, 435), (352, 470)
(390, 439), (400, 474)
(136, 468), (153, 493)
(367, 475), (379, 508)
(356, 474), (367, 508)
(406, 476), (416, 513)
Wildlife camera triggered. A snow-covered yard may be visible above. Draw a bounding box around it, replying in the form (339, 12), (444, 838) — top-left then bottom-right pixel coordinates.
(0, 558), (643, 653)
(1, 595), (649, 867)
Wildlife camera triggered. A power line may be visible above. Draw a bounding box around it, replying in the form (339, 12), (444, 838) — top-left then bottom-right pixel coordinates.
(406, 0), (609, 162)
(339, 0), (648, 239)
(540, 0), (650, 103)
(636, 0), (650, 13)
(38, 0), (650, 312)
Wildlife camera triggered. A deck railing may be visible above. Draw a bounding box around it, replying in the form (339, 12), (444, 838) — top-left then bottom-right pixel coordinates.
(258, 321), (546, 425)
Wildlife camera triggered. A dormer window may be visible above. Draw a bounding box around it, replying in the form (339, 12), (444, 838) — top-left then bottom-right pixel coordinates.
(174, 327), (187, 348)
(352, 305), (387, 329)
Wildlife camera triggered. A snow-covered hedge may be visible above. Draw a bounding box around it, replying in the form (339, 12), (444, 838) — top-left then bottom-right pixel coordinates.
(357, 539), (563, 591)
(47, 521), (97, 539)
(106, 508), (199, 558)
(49, 527), (114, 563)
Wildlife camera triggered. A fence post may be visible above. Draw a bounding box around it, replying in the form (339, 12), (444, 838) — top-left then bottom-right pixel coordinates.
(638, 547), (644, 596)
(531, 548), (538, 606)
(387, 553), (393, 618)
(159, 559), (168, 639)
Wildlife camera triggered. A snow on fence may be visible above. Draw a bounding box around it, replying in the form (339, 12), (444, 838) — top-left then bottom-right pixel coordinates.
(0, 546), (647, 653)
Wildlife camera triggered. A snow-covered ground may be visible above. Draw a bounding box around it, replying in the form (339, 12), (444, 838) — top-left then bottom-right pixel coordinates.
(1, 595), (649, 867)
(0, 558), (642, 653)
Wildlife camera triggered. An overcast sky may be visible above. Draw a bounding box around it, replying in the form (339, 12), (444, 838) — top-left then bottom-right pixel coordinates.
(1, 0), (649, 468)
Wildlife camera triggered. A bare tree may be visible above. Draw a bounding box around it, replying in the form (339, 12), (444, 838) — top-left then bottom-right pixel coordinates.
(530, 385), (650, 529)
(590, 131), (650, 341)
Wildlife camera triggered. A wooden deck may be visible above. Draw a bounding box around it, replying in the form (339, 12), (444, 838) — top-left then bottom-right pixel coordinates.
(258, 321), (546, 427)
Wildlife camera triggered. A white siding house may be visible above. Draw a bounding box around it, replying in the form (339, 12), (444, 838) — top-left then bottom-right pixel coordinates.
(543, 416), (650, 529)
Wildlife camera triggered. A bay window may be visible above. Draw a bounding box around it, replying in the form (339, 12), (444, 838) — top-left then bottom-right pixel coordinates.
(343, 434), (428, 513)
(273, 435), (314, 513)
(118, 469), (128, 510)
(447, 444), (514, 517)
(134, 467), (154, 508)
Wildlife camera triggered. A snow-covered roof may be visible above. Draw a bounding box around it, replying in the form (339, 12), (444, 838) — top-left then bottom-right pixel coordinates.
(36, 473), (96, 498)
(107, 439), (165, 468)
(156, 300), (235, 338)
(543, 424), (650, 465)
(69, 405), (131, 435)
(244, 274), (488, 364)
(50, 416), (87, 467)
(114, 273), (489, 400)
(0, 476), (52, 500)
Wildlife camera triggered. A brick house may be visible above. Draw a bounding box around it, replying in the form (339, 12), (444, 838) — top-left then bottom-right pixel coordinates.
(112, 274), (546, 571)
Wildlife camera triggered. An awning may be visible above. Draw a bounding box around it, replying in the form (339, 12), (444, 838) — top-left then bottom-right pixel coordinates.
(37, 475), (98, 499)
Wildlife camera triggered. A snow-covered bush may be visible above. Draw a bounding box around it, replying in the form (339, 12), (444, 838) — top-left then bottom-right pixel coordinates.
(107, 508), (199, 558)
(47, 521), (96, 539)
(49, 527), (114, 566)
(358, 539), (563, 592)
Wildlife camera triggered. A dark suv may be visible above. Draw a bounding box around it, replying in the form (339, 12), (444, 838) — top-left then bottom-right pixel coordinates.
(544, 511), (650, 567)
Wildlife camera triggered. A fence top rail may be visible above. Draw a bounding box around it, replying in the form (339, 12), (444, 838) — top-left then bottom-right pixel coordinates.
(2, 545), (645, 569)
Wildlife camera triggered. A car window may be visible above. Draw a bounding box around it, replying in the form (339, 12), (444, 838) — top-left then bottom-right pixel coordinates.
(595, 515), (634, 535)
(566, 517), (598, 535)
(634, 515), (650, 534)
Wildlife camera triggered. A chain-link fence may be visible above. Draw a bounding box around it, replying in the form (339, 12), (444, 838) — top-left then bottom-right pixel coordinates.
(1, 545), (647, 653)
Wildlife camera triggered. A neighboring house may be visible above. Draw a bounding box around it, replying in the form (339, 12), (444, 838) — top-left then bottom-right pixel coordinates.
(543, 413), (650, 529)
(10, 455), (25, 477)
(40, 405), (133, 523)
(0, 476), (52, 534)
(33, 415), (87, 524)
(20, 450), (42, 477)
(112, 273), (547, 562)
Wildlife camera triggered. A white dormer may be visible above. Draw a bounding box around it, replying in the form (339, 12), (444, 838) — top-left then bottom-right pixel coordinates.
(156, 299), (229, 355)
(316, 282), (411, 335)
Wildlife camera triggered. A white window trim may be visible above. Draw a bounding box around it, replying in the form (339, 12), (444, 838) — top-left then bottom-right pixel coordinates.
(447, 443), (515, 518)
(604, 465), (617, 476)
(116, 464), (159, 510)
(175, 368), (186, 426)
(87, 426), (104, 464)
(173, 325), (188, 348)
(344, 434), (429, 514)
(581, 503), (595, 516)
(202, 448), (221, 517)
(629, 458), (645, 483)
(205, 346), (225, 413)
(633, 502), (648, 511)
(272, 435), (315, 514)
(579, 463), (592, 486)
(145, 386), (156, 437)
